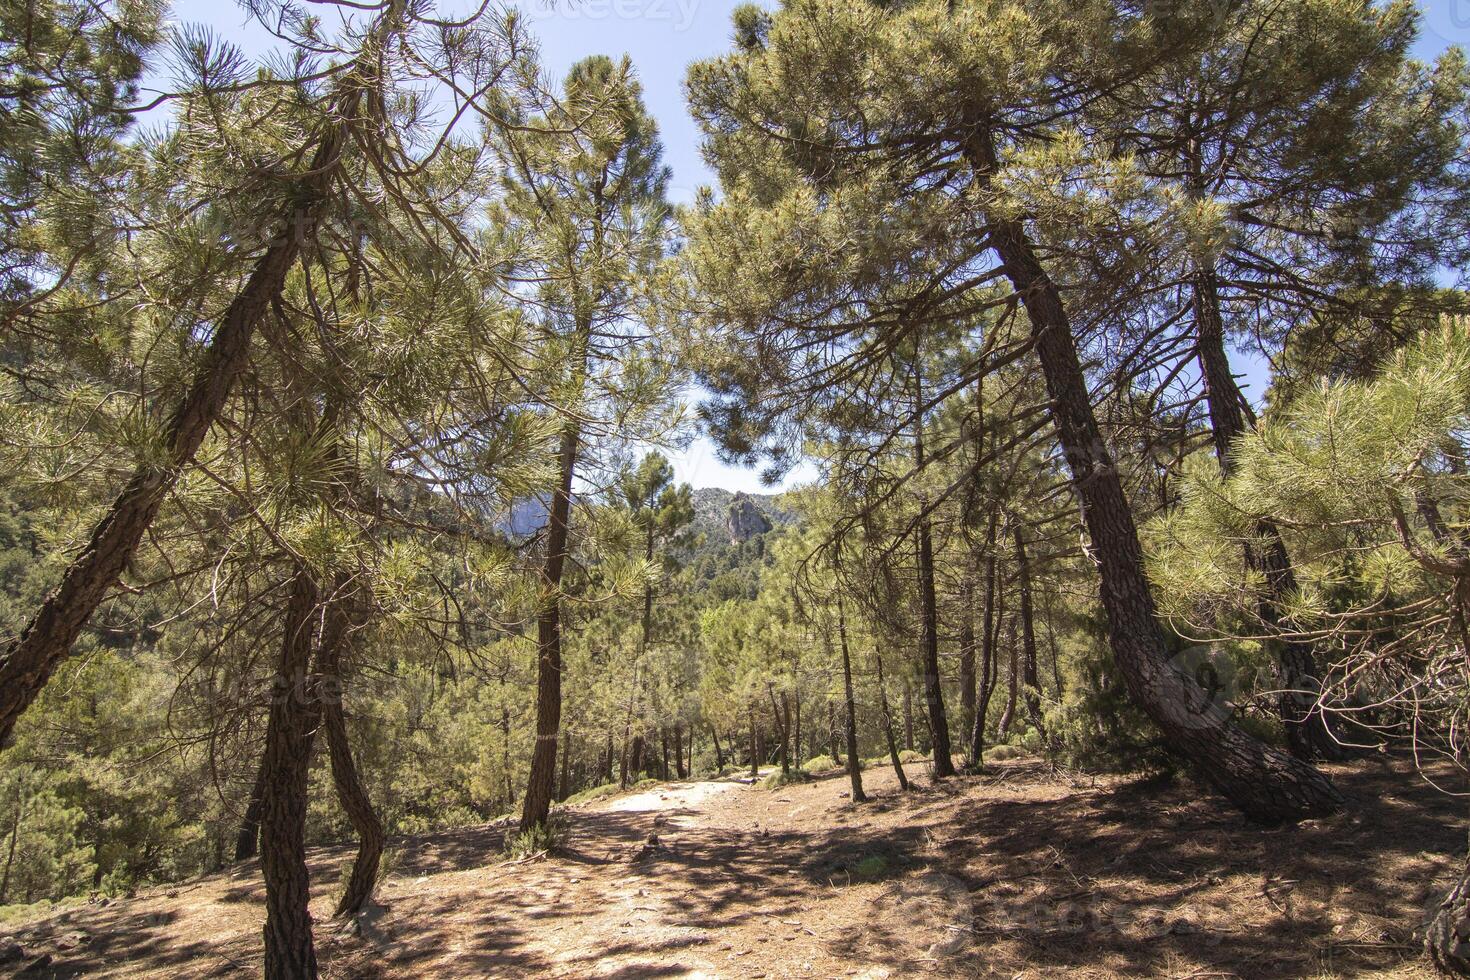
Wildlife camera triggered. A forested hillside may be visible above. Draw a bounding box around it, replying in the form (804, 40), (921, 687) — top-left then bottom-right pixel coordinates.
(2, 0), (1470, 977)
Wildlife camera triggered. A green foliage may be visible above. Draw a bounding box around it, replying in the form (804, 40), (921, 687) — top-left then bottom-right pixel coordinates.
(503, 813), (568, 859)
(564, 783), (619, 807)
(760, 769), (811, 790)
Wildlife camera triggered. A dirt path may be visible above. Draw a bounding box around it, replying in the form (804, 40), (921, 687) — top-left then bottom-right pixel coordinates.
(0, 758), (1460, 978)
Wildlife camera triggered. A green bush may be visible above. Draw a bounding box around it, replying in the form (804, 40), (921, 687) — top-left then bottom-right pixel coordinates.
(759, 769), (812, 790)
(801, 754), (839, 774)
(897, 749), (928, 764)
(986, 744), (1026, 761)
(503, 814), (567, 859)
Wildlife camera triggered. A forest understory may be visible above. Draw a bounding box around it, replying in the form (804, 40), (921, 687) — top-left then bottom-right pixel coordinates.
(1, 753), (1458, 980)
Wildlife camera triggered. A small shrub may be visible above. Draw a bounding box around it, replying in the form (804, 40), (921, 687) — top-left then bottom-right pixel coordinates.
(503, 814), (567, 859)
(801, 754), (839, 774)
(852, 855), (888, 879)
(986, 744), (1026, 762)
(760, 769), (812, 790)
(897, 749), (929, 763)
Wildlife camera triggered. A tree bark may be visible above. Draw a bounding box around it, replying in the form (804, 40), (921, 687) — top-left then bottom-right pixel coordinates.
(260, 570), (322, 980)
(962, 120), (1341, 822)
(711, 725), (725, 771)
(838, 597), (867, 802)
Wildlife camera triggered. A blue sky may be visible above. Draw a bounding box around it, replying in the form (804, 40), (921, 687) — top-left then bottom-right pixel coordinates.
(159, 0), (1470, 492)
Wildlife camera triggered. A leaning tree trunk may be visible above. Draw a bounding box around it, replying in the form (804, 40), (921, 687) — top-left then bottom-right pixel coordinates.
(838, 597), (867, 802)
(963, 120), (1341, 822)
(316, 585), (384, 919)
(875, 649), (910, 792)
(260, 570), (322, 980)
(0, 95), (362, 747)
(1191, 266), (1348, 763)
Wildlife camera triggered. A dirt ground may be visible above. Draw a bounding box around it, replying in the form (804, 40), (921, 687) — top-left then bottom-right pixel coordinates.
(0, 754), (1461, 979)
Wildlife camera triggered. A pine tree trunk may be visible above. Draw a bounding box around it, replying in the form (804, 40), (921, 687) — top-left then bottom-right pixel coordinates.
(235, 760), (266, 862)
(630, 734), (645, 779)
(1, 793), (23, 904)
(838, 597), (867, 802)
(827, 700), (842, 765)
(322, 686), (382, 920)
(260, 570), (322, 980)
(711, 725), (725, 771)
(1192, 266), (1348, 763)
(792, 690), (802, 766)
(312, 582), (384, 920)
(748, 711), (758, 778)
(912, 370), (956, 777)
(673, 723), (686, 779)
(901, 678), (915, 752)
(963, 120), (1342, 822)
(521, 415), (579, 831)
(958, 581), (977, 757)
(1015, 526), (1047, 742)
(875, 649), (910, 791)
(969, 512), (1001, 768)
(500, 705), (513, 808)
(998, 618), (1018, 741)
(768, 688), (791, 775)
(558, 729), (571, 801)
(0, 105), (360, 747)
